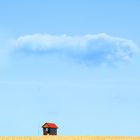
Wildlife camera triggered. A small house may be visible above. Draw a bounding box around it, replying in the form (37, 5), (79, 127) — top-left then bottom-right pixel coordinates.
(42, 122), (58, 135)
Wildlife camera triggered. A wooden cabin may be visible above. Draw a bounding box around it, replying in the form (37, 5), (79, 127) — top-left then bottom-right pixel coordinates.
(42, 122), (58, 135)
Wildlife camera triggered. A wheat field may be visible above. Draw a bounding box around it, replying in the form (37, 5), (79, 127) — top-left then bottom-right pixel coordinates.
(0, 136), (140, 140)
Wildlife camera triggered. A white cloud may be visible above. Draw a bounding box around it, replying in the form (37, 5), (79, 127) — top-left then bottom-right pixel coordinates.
(13, 33), (139, 65)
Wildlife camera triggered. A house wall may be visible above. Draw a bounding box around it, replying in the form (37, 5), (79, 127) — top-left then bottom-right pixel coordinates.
(43, 128), (57, 135)
(49, 128), (57, 135)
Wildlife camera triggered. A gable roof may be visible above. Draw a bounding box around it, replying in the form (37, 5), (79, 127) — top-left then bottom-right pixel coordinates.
(42, 122), (58, 129)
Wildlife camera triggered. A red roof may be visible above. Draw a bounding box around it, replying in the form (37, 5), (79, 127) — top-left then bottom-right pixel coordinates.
(42, 122), (58, 128)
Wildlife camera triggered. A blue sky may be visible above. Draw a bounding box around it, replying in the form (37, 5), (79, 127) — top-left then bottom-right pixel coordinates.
(0, 0), (140, 136)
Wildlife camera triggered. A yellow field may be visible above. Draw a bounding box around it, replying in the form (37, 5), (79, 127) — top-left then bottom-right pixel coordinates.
(0, 136), (140, 140)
